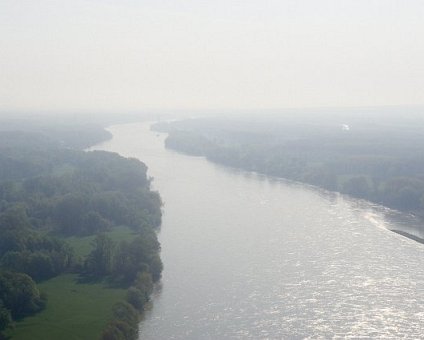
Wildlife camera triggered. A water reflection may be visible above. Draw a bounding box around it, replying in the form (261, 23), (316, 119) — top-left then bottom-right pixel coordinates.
(93, 122), (424, 339)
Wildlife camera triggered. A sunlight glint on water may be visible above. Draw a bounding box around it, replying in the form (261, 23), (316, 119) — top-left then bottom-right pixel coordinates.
(92, 122), (424, 339)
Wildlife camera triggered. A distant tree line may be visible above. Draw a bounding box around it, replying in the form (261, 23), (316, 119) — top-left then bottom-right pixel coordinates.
(155, 117), (424, 215)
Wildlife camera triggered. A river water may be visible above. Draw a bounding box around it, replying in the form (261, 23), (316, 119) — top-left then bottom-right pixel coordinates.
(92, 122), (424, 339)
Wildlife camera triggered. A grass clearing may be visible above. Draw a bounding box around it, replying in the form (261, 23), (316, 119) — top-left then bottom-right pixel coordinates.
(7, 274), (126, 340)
(7, 227), (138, 339)
(66, 225), (138, 258)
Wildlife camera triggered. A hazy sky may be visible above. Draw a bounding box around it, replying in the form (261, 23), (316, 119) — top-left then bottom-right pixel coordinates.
(1, 0), (423, 112)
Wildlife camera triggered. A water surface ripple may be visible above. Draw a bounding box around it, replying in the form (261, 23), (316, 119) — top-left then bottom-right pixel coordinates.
(92, 122), (424, 339)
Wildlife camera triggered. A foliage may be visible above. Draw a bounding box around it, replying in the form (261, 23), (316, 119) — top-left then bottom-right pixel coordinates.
(112, 236), (162, 285)
(126, 272), (153, 311)
(0, 304), (11, 332)
(100, 302), (139, 340)
(0, 127), (163, 338)
(0, 271), (46, 319)
(84, 234), (115, 277)
(156, 116), (424, 215)
(0, 206), (74, 281)
(5, 274), (127, 340)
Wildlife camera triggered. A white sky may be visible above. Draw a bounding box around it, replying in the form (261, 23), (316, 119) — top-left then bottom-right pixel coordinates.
(1, 0), (423, 112)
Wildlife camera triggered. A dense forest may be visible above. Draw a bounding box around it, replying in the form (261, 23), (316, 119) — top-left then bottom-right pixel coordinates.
(0, 122), (162, 339)
(154, 111), (424, 216)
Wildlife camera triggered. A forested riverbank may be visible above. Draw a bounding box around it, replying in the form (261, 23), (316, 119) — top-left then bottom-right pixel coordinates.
(154, 111), (424, 219)
(0, 121), (163, 339)
(100, 121), (424, 339)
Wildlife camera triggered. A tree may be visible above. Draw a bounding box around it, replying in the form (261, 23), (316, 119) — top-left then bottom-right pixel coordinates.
(127, 272), (154, 311)
(110, 302), (139, 339)
(100, 320), (132, 340)
(342, 176), (372, 198)
(84, 234), (115, 277)
(0, 303), (11, 332)
(382, 177), (424, 210)
(0, 271), (45, 319)
(82, 211), (110, 234)
(52, 193), (89, 234)
(134, 272), (153, 297)
(112, 236), (162, 284)
(126, 287), (145, 311)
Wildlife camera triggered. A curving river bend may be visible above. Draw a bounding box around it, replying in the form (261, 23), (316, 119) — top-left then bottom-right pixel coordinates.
(93, 122), (424, 339)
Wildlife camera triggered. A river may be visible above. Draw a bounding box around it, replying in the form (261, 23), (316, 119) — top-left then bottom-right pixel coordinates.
(92, 122), (424, 339)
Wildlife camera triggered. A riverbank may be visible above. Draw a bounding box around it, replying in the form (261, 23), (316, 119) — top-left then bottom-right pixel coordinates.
(98, 121), (424, 339)
(153, 117), (424, 244)
(0, 123), (163, 339)
(391, 230), (424, 244)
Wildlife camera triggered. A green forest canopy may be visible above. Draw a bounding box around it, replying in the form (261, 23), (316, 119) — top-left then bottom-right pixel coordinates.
(154, 112), (424, 215)
(0, 125), (162, 339)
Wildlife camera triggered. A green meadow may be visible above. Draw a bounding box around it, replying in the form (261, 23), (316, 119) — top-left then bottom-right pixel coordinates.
(6, 274), (126, 340)
(7, 227), (137, 339)
(66, 226), (138, 258)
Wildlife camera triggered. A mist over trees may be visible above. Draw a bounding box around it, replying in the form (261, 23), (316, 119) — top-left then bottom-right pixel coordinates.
(0, 124), (162, 338)
(154, 112), (424, 215)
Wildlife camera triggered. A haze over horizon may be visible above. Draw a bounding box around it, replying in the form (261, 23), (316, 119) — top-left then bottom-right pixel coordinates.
(1, 0), (424, 113)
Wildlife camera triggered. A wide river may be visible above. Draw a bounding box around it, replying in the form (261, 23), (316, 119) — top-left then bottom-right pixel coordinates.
(93, 122), (424, 339)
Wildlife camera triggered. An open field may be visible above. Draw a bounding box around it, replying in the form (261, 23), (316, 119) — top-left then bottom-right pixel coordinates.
(66, 225), (138, 258)
(6, 274), (127, 340)
(7, 227), (138, 339)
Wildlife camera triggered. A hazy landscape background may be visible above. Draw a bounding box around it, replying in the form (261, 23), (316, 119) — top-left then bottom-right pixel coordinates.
(1, 0), (424, 114)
